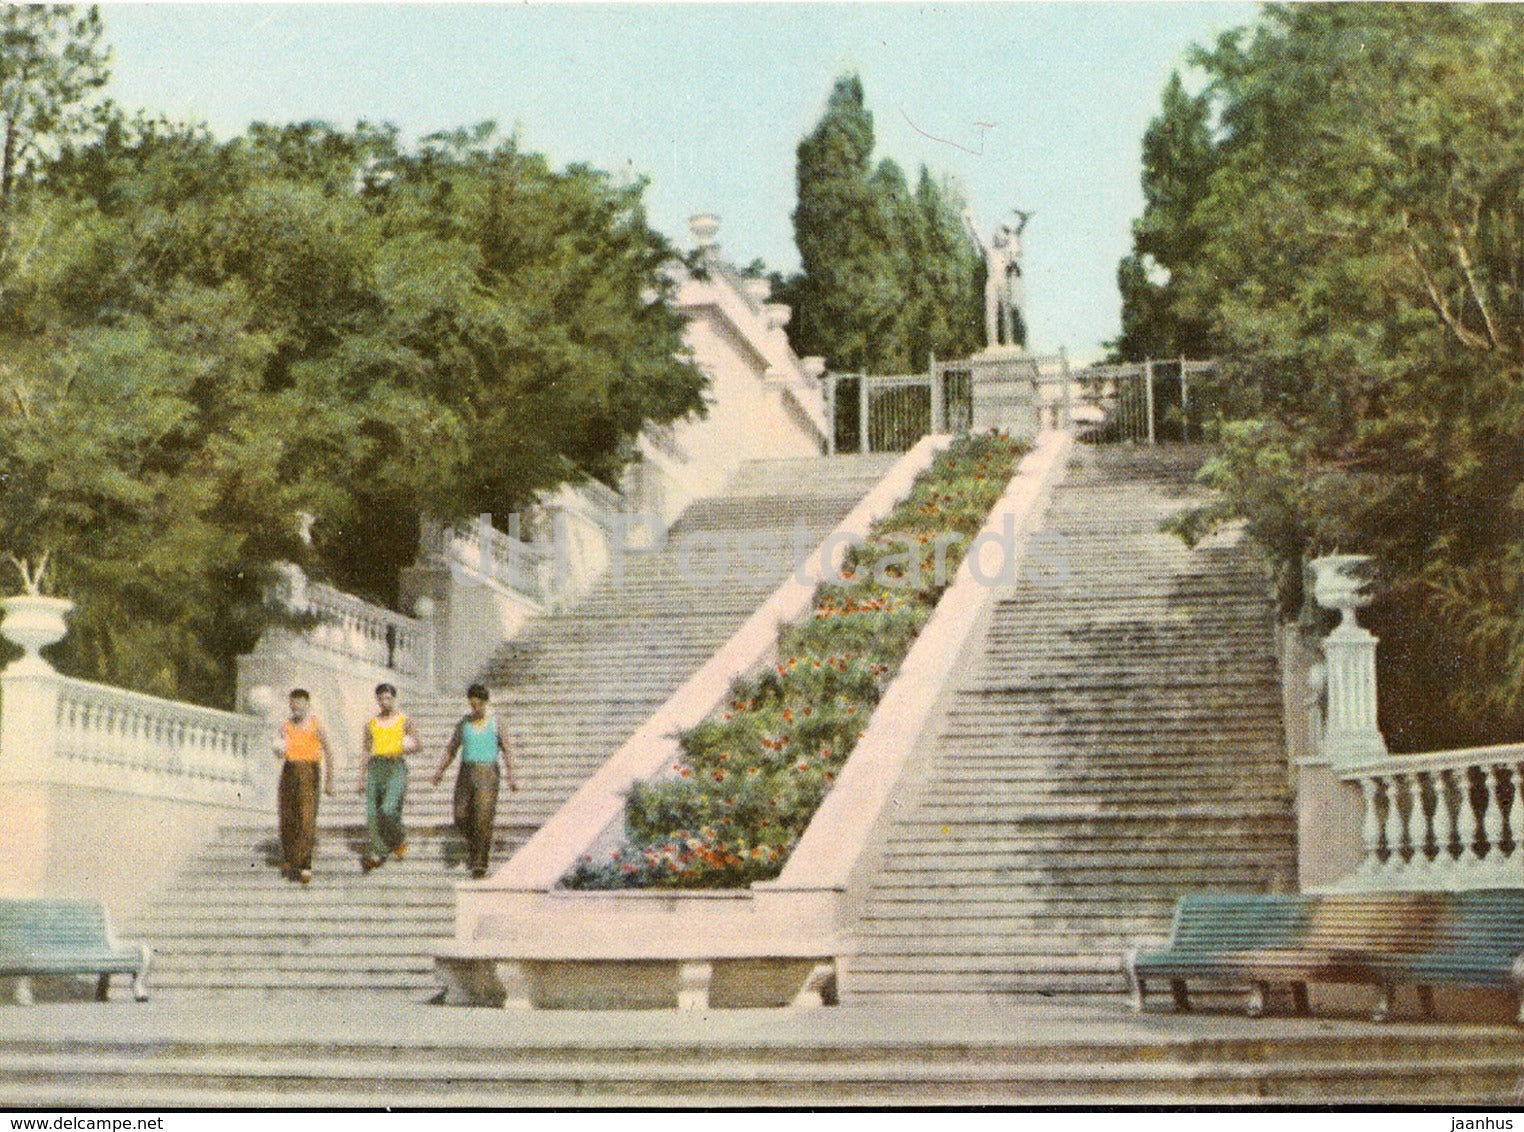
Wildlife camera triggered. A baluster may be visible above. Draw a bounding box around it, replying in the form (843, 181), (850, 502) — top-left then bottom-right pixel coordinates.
(1517, 763), (1524, 874)
(1479, 763), (1505, 863)
(1402, 773), (1429, 874)
(1359, 777), (1383, 875)
(1433, 768), (1458, 871)
(1383, 774), (1408, 873)
(1457, 766), (1483, 867)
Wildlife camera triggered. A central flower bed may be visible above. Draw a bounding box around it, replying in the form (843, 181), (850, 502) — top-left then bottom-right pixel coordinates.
(564, 432), (1027, 890)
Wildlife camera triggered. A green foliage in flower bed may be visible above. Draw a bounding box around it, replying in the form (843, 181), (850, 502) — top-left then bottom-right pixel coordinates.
(563, 431), (1027, 890)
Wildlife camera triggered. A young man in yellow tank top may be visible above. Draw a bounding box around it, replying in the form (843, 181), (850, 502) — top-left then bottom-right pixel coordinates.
(357, 683), (421, 872)
(274, 689), (336, 885)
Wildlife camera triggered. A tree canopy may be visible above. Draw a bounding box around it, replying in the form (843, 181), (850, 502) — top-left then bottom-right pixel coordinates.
(0, 5), (109, 205)
(780, 74), (983, 374)
(0, 107), (705, 705)
(1123, 4), (1524, 748)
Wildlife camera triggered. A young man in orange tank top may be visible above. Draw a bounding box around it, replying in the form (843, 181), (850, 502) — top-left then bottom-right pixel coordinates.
(357, 683), (420, 872)
(273, 689), (336, 885)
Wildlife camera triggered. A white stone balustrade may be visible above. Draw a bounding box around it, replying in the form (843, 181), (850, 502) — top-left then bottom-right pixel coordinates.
(1, 667), (267, 807)
(51, 677), (267, 798)
(1334, 744), (1524, 891)
(293, 575), (433, 680)
(420, 516), (552, 607)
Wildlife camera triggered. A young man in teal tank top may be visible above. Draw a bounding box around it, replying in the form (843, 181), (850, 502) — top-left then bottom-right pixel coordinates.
(431, 683), (518, 878)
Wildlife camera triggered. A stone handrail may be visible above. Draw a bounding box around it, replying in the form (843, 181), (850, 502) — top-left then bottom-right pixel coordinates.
(296, 576), (433, 679)
(563, 479), (628, 533)
(642, 424), (688, 465)
(54, 677), (266, 790)
(0, 668), (269, 808)
(421, 519), (551, 608)
(1332, 743), (1524, 892)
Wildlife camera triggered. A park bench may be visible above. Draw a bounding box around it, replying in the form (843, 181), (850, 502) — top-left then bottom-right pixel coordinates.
(0, 898), (151, 1006)
(1122, 890), (1524, 1023)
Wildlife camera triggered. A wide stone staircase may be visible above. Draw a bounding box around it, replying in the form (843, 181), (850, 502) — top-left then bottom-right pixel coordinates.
(4, 1015), (1521, 1105)
(844, 444), (1297, 1000)
(128, 453), (899, 996)
(12, 442), (1522, 1107)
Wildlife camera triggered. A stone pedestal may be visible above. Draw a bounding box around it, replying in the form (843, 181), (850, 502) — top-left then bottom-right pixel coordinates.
(1310, 555), (1387, 767)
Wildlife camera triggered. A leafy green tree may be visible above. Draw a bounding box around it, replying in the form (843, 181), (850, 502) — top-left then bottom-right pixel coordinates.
(1136, 4), (1524, 748)
(0, 115), (705, 705)
(1112, 71), (1217, 361)
(0, 5), (109, 205)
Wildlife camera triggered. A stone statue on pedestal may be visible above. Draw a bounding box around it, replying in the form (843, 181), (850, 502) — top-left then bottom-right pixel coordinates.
(963, 208), (1032, 351)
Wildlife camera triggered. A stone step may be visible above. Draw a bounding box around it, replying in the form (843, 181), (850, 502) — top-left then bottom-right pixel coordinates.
(145, 971), (437, 991)
(883, 835), (1295, 855)
(930, 759), (1289, 778)
(866, 873), (1286, 895)
(138, 912), (455, 934)
(0, 1042), (1515, 1106)
(907, 803), (1291, 822)
(918, 784), (1291, 805)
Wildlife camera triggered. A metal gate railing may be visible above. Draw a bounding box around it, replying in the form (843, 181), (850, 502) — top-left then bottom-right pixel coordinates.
(824, 355), (1217, 453)
(1071, 358), (1216, 444)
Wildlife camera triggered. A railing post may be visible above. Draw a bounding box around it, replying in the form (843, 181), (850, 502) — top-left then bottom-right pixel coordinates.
(1059, 346), (1072, 431)
(0, 595), (74, 790)
(1310, 555), (1388, 767)
(929, 353), (945, 434)
(1144, 358), (1157, 445)
(1179, 355), (1190, 441)
(477, 513), (493, 576)
(858, 376), (871, 455)
(824, 373), (837, 456)
(0, 669), (61, 788)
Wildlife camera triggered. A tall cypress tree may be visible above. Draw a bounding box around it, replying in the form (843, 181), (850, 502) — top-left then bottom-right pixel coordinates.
(791, 74), (884, 371)
(787, 74), (981, 374)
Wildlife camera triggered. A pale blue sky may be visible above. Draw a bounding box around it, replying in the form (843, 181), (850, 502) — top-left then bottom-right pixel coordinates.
(99, 3), (1257, 360)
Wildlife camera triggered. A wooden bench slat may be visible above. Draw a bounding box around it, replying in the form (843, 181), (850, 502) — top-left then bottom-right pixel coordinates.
(1123, 891), (1524, 1023)
(0, 899), (151, 1006)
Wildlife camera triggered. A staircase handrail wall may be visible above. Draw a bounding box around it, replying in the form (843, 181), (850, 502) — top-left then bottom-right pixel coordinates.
(1, 667), (268, 808)
(561, 479), (629, 533)
(1328, 742), (1524, 892)
(419, 517), (551, 608)
(277, 566), (433, 682)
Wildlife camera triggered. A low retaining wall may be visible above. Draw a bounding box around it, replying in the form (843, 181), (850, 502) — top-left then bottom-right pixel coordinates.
(435, 430), (1072, 1009)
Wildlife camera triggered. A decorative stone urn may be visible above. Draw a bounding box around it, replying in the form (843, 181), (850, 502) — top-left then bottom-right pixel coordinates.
(1310, 554), (1374, 624)
(0, 595), (74, 674)
(688, 213), (721, 252)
